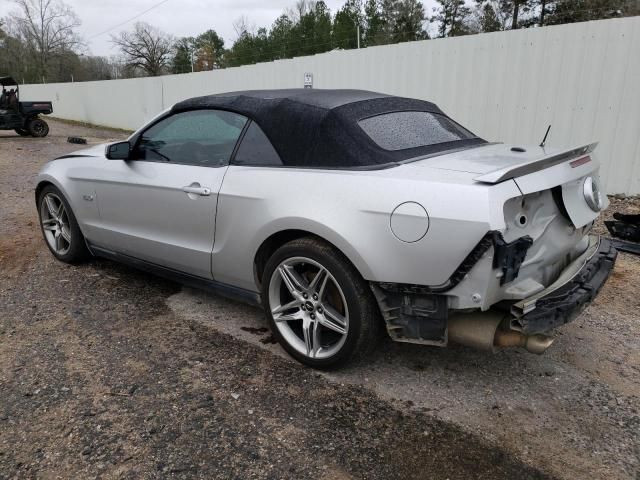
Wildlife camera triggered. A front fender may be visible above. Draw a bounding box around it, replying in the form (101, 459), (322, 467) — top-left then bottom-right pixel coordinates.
(35, 171), (71, 206)
(35, 159), (102, 239)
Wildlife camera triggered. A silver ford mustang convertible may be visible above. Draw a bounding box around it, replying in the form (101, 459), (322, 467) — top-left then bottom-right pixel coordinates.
(35, 89), (616, 368)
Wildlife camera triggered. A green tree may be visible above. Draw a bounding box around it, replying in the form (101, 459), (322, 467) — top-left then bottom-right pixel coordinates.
(432, 0), (473, 37)
(363, 0), (386, 45)
(297, 1), (333, 55)
(543, 0), (630, 25)
(171, 37), (194, 74)
(477, 2), (503, 31)
(194, 29), (225, 69)
(333, 0), (363, 49)
(394, 0), (428, 42)
(373, 0), (427, 43)
(269, 14), (296, 59)
(225, 31), (256, 67)
(253, 27), (271, 63)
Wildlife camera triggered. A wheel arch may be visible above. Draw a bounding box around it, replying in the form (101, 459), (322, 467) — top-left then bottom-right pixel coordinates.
(35, 177), (66, 205)
(253, 228), (373, 290)
(35, 176), (93, 249)
(35, 177), (78, 227)
(35, 179), (53, 203)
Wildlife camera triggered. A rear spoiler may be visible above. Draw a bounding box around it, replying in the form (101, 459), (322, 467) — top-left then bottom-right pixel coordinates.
(474, 142), (598, 184)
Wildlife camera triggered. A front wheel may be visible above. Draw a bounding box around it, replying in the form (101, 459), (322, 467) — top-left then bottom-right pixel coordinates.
(37, 185), (90, 263)
(262, 237), (381, 369)
(28, 118), (49, 137)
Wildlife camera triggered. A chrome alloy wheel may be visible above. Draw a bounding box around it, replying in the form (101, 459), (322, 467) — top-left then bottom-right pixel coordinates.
(40, 193), (72, 255)
(268, 257), (349, 360)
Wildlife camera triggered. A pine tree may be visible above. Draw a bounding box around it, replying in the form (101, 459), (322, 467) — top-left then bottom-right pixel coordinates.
(333, 0), (363, 49)
(394, 0), (428, 42)
(269, 15), (296, 59)
(432, 0), (473, 37)
(363, 0), (386, 45)
(171, 37), (194, 74)
(478, 2), (502, 31)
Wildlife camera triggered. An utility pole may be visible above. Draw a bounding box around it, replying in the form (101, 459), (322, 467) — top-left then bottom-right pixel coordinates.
(357, 23), (360, 49)
(191, 50), (195, 73)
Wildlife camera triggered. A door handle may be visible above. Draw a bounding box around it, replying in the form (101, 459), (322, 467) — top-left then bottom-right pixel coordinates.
(182, 184), (211, 196)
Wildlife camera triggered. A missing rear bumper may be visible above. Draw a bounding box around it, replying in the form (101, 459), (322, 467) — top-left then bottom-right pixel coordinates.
(372, 235), (615, 351)
(370, 284), (448, 345)
(510, 235), (617, 335)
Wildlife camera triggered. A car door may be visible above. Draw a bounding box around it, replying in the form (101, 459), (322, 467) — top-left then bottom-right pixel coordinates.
(211, 120), (286, 290)
(92, 109), (248, 279)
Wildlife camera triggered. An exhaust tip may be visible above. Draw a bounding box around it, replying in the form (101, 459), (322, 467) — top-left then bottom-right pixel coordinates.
(524, 334), (555, 354)
(447, 312), (556, 355)
(494, 330), (555, 354)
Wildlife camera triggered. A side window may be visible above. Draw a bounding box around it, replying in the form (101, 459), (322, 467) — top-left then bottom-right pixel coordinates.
(135, 109), (247, 166)
(232, 121), (283, 166)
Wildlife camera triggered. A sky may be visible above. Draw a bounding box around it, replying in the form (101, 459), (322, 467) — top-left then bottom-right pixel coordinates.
(52, 0), (359, 57)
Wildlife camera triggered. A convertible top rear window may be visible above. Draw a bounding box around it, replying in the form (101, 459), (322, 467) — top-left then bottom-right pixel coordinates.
(358, 111), (477, 151)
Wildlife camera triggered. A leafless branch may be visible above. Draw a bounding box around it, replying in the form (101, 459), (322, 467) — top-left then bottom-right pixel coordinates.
(9, 0), (82, 76)
(110, 22), (173, 76)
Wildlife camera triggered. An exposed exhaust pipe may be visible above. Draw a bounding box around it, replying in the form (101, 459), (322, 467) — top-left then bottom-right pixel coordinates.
(494, 330), (555, 354)
(447, 312), (554, 354)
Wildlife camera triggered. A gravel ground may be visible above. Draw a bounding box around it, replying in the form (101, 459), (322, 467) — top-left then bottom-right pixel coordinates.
(1, 119), (638, 479)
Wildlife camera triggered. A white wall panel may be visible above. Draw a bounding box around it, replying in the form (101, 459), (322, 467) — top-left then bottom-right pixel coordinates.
(20, 17), (640, 193)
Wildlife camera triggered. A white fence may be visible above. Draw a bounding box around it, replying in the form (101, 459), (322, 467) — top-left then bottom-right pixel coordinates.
(21, 17), (640, 194)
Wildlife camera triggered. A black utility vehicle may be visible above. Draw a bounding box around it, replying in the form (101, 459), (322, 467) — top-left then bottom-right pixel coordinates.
(0, 76), (52, 137)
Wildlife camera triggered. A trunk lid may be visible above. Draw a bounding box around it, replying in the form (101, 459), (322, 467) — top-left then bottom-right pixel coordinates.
(414, 142), (605, 228)
(423, 142), (596, 182)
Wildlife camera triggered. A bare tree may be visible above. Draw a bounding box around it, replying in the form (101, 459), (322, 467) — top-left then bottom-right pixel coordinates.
(8, 0), (81, 79)
(111, 22), (173, 77)
(232, 15), (255, 39)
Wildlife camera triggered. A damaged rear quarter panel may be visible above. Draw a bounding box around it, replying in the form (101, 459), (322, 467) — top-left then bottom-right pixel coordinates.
(212, 165), (522, 292)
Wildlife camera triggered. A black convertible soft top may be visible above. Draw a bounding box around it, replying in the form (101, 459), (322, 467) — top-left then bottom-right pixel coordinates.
(172, 89), (485, 168)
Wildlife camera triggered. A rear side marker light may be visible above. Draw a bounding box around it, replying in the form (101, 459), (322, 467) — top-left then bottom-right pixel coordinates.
(570, 156), (591, 168)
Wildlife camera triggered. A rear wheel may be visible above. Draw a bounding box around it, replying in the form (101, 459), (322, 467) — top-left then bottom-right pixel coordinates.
(28, 118), (49, 137)
(37, 185), (90, 263)
(262, 237), (381, 369)
(14, 128), (30, 136)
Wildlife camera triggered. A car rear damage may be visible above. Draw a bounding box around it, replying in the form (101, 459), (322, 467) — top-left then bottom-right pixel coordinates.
(371, 142), (617, 354)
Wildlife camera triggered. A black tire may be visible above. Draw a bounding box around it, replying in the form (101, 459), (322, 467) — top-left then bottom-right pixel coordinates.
(261, 237), (381, 369)
(28, 117), (49, 137)
(14, 128), (30, 136)
(37, 184), (91, 264)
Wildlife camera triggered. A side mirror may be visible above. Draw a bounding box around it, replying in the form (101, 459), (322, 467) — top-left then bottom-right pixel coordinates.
(106, 141), (131, 160)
